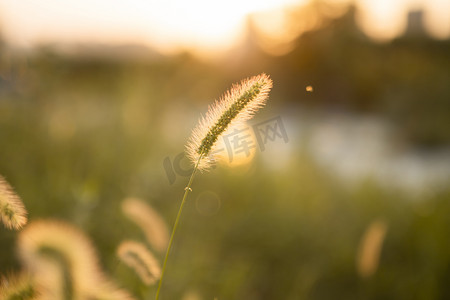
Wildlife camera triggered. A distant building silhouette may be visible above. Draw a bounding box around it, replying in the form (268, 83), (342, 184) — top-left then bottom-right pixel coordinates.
(404, 9), (427, 37)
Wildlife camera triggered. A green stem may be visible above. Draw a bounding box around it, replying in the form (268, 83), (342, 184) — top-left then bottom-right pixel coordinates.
(155, 154), (203, 300)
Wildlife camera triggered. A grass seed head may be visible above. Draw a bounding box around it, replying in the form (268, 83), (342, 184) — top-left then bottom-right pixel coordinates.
(0, 272), (39, 300)
(121, 197), (169, 253)
(0, 175), (27, 230)
(356, 219), (388, 278)
(17, 220), (135, 300)
(186, 73), (273, 171)
(117, 240), (161, 285)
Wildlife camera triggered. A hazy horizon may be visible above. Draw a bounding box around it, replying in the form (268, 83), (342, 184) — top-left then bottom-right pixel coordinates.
(0, 0), (449, 58)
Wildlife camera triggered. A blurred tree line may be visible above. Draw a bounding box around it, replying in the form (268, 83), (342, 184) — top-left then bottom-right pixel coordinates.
(1, 3), (449, 147)
(233, 4), (450, 148)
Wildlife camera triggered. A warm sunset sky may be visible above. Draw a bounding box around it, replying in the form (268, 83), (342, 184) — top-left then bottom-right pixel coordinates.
(0, 0), (448, 55)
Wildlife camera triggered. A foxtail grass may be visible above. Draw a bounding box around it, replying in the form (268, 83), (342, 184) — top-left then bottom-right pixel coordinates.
(356, 219), (388, 278)
(18, 220), (135, 300)
(0, 175), (27, 230)
(155, 74), (272, 300)
(186, 73), (272, 171)
(117, 240), (161, 285)
(0, 273), (38, 300)
(121, 197), (169, 253)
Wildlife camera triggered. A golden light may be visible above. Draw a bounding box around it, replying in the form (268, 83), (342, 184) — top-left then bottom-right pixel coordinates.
(250, 7), (300, 56)
(0, 0), (299, 55)
(214, 125), (257, 169)
(356, 0), (450, 41)
(356, 0), (409, 41)
(422, 0), (450, 38)
(356, 220), (388, 278)
(0, 0), (448, 56)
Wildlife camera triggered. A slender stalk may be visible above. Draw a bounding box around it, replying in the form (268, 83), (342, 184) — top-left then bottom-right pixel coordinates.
(155, 154), (203, 300)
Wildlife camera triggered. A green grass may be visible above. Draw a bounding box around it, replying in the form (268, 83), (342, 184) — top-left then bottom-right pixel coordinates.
(0, 54), (449, 300)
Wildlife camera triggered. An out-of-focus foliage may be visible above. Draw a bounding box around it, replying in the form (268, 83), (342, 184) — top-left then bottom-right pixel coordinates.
(240, 5), (450, 147)
(0, 2), (449, 300)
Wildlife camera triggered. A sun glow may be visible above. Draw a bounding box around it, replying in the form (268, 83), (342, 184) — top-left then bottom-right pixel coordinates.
(0, 0), (299, 54)
(356, 0), (450, 40)
(356, 0), (409, 40)
(214, 125), (258, 168)
(0, 0), (448, 56)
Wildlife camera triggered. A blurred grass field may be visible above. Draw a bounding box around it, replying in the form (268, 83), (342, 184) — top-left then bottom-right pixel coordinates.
(1, 55), (449, 299)
(1, 3), (450, 299)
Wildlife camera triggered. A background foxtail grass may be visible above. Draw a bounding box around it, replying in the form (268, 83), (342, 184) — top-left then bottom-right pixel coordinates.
(0, 175), (27, 230)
